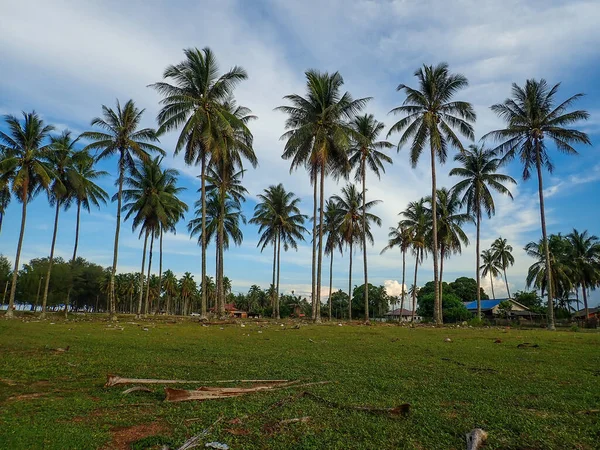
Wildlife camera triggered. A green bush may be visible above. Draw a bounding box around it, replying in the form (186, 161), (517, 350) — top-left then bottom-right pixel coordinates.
(417, 292), (470, 323)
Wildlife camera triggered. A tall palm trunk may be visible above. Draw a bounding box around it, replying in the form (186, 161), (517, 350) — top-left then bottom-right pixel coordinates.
(156, 228), (163, 314)
(489, 272), (495, 299)
(275, 230), (281, 319)
(476, 208), (482, 318)
(581, 280), (589, 319)
(41, 201), (61, 318)
(400, 249), (406, 318)
(430, 144), (440, 325)
(328, 252), (334, 320)
(439, 246), (445, 321)
(65, 201), (82, 318)
(109, 154), (125, 321)
(3, 281), (8, 307)
(315, 165), (325, 323)
(136, 230), (149, 318)
(362, 160), (369, 323)
(411, 253), (419, 322)
(200, 155), (207, 319)
(348, 241), (353, 320)
(503, 268), (511, 299)
(535, 143), (555, 330)
(271, 239), (276, 317)
(6, 191), (28, 318)
(217, 186), (226, 318)
(311, 169), (318, 320)
(144, 231), (154, 315)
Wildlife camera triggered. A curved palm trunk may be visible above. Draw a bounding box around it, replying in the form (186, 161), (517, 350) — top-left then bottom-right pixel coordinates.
(200, 155), (207, 319)
(362, 162), (369, 323)
(430, 144), (440, 325)
(156, 228), (163, 314)
(311, 169), (318, 321)
(41, 201), (61, 318)
(6, 193), (28, 318)
(581, 280), (589, 320)
(144, 232), (154, 315)
(109, 154), (125, 321)
(328, 252), (334, 321)
(535, 144), (555, 330)
(411, 253), (419, 322)
(315, 166), (325, 323)
(136, 230), (149, 318)
(503, 268), (511, 299)
(348, 241), (353, 320)
(65, 201), (82, 318)
(275, 230), (281, 320)
(400, 249), (406, 320)
(489, 272), (495, 299)
(476, 209), (482, 319)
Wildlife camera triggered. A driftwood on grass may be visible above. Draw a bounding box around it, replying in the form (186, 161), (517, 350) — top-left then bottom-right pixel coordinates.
(466, 428), (488, 450)
(105, 374), (288, 387)
(279, 416), (310, 425)
(122, 386), (153, 395)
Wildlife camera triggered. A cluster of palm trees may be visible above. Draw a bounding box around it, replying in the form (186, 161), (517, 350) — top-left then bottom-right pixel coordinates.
(0, 47), (592, 328)
(480, 237), (515, 300)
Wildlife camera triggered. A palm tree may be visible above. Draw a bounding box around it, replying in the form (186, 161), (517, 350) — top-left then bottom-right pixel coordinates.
(179, 272), (196, 316)
(250, 184), (307, 319)
(388, 63), (476, 325)
(399, 199), (429, 322)
(480, 249), (501, 299)
(0, 182), (10, 233)
(81, 99), (163, 320)
(151, 47), (249, 320)
(566, 229), (600, 318)
(485, 79), (591, 329)
(162, 269), (178, 315)
(491, 237), (515, 298)
(277, 70), (369, 322)
(323, 198), (344, 320)
(40, 130), (78, 318)
(450, 145), (515, 318)
(348, 114), (393, 322)
(381, 224), (411, 317)
(121, 156), (187, 317)
(0, 112), (55, 318)
(333, 184), (381, 320)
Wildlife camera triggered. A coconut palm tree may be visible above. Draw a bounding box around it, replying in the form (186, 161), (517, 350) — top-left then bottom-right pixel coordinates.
(381, 224), (411, 317)
(333, 184), (381, 320)
(121, 156), (187, 317)
(480, 249), (502, 299)
(151, 48), (250, 320)
(388, 63), (476, 325)
(399, 199), (429, 322)
(179, 272), (196, 316)
(250, 184), (307, 319)
(484, 79), (590, 329)
(566, 229), (600, 318)
(0, 112), (55, 318)
(81, 99), (163, 320)
(0, 182), (10, 234)
(162, 270), (178, 315)
(348, 114), (393, 322)
(491, 237), (515, 298)
(277, 70), (369, 322)
(450, 145), (515, 318)
(323, 198), (344, 320)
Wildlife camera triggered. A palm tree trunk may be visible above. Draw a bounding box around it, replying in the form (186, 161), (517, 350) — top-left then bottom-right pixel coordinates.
(3, 281), (8, 307)
(490, 272), (495, 299)
(271, 240), (276, 317)
(535, 144), (555, 330)
(41, 201), (61, 318)
(200, 155), (207, 319)
(581, 279), (589, 321)
(109, 154), (125, 321)
(328, 252), (334, 321)
(476, 209), (482, 319)
(144, 231), (154, 315)
(311, 168), (318, 321)
(439, 246), (444, 322)
(430, 144), (440, 325)
(136, 230), (149, 318)
(217, 187), (226, 318)
(411, 253), (419, 322)
(6, 191), (28, 318)
(276, 230), (281, 320)
(315, 165), (325, 323)
(219, 231), (224, 316)
(65, 200), (82, 318)
(400, 249), (406, 320)
(362, 162), (369, 323)
(348, 241), (353, 320)
(503, 268), (511, 299)
(156, 228), (163, 314)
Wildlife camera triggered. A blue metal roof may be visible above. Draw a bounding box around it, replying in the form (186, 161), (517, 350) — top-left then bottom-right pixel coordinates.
(464, 299), (511, 311)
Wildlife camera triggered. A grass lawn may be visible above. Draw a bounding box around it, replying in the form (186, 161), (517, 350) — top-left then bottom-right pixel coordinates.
(0, 315), (598, 449)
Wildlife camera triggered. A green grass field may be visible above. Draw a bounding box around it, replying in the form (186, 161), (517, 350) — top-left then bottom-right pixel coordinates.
(0, 315), (598, 449)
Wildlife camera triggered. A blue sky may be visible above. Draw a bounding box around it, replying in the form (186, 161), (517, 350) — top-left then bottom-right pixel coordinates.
(1, 0), (599, 306)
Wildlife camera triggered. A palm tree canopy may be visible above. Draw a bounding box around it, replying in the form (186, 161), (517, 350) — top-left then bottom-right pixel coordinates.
(322, 198), (344, 257)
(425, 187), (472, 255)
(480, 249), (502, 278)
(566, 229), (600, 289)
(388, 62), (476, 166)
(381, 223), (412, 255)
(43, 130), (85, 208)
(0, 111), (55, 202)
(399, 198), (429, 261)
(450, 145), (516, 219)
(484, 79), (591, 179)
(348, 114), (393, 181)
(525, 234), (573, 298)
(491, 237), (515, 271)
(69, 150), (109, 212)
(332, 184), (381, 249)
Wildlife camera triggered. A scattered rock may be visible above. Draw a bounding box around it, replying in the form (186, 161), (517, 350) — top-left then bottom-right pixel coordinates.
(142, 327), (149, 332)
(494, 339), (502, 344)
(444, 338), (452, 343)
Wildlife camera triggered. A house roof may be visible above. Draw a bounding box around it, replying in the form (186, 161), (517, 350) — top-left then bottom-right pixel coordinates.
(463, 298), (530, 312)
(573, 307), (599, 317)
(385, 308), (414, 316)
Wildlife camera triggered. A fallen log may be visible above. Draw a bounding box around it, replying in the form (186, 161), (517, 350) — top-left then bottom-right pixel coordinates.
(122, 386), (153, 395)
(105, 374), (288, 387)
